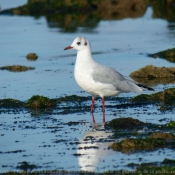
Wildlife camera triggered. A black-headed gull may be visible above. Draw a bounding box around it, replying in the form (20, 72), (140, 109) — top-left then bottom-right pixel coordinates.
(64, 36), (153, 112)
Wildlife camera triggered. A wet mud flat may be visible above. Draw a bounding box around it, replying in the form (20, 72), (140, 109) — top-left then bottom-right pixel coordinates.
(0, 41), (175, 175)
(0, 90), (175, 174)
(0, 0), (175, 174)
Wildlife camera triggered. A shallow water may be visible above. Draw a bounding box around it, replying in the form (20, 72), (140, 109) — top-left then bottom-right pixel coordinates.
(0, 0), (175, 173)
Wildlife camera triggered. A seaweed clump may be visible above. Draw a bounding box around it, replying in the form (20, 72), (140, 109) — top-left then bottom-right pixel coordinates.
(166, 121), (175, 128)
(26, 95), (55, 108)
(0, 65), (35, 72)
(109, 132), (175, 153)
(130, 65), (175, 79)
(131, 88), (175, 109)
(150, 48), (175, 59)
(26, 53), (38, 61)
(106, 117), (144, 130)
(0, 98), (25, 108)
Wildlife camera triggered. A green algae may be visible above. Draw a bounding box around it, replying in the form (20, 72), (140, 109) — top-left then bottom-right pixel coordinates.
(0, 88), (175, 111)
(150, 48), (175, 60)
(106, 117), (175, 133)
(0, 98), (25, 108)
(106, 117), (144, 130)
(0, 95), (90, 117)
(148, 48), (175, 63)
(0, 65), (35, 72)
(109, 135), (175, 153)
(107, 117), (175, 153)
(131, 88), (175, 108)
(0, 95), (90, 113)
(127, 158), (175, 175)
(1, 88), (175, 111)
(26, 95), (55, 108)
(166, 121), (175, 128)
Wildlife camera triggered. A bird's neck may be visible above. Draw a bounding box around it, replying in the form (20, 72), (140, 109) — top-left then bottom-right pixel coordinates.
(76, 49), (93, 63)
(76, 49), (93, 64)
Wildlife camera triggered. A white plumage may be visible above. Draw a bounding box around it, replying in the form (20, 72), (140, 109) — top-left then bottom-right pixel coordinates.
(64, 36), (153, 113)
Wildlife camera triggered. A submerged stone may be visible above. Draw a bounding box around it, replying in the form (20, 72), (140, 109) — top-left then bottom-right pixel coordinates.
(0, 65), (35, 72)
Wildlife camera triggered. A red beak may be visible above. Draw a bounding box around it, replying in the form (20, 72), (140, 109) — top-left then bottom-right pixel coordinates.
(64, 46), (73, 50)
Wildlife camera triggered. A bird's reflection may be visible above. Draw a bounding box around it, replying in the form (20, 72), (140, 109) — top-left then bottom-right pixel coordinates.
(91, 111), (106, 130)
(77, 112), (114, 171)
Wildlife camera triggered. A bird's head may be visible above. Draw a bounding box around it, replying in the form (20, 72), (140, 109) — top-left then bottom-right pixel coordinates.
(64, 36), (91, 51)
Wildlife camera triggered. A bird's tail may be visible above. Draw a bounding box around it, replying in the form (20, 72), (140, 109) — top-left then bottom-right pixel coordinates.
(136, 83), (154, 91)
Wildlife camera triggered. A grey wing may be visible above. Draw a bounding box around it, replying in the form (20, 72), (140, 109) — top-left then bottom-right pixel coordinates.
(92, 65), (142, 93)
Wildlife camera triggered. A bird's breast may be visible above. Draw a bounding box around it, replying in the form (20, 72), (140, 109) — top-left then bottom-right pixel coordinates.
(74, 64), (94, 90)
(74, 65), (120, 97)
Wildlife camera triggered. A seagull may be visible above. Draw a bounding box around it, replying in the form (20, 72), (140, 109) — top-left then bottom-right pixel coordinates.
(64, 36), (154, 113)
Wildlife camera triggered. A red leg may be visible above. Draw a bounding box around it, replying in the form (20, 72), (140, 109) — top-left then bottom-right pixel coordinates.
(91, 112), (96, 123)
(102, 97), (105, 112)
(91, 97), (95, 113)
(102, 110), (106, 123)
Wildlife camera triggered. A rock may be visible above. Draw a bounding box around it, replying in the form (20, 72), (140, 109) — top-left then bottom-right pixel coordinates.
(106, 117), (144, 130)
(26, 95), (55, 108)
(131, 88), (175, 107)
(149, 132), (174, 140)
(0, 65), (35, 72)
(166, 121), (175, 128)
(26, 53), (38, 61)
(0, 99), (25, 108)
(109, 135), (175, 153)
(130, 65), (175, 79)
(150, 48), (175, 59)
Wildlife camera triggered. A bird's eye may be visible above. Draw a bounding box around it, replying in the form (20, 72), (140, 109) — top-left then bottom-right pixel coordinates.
(77, 42), (81, 45)
(84, 42), (87, 46)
